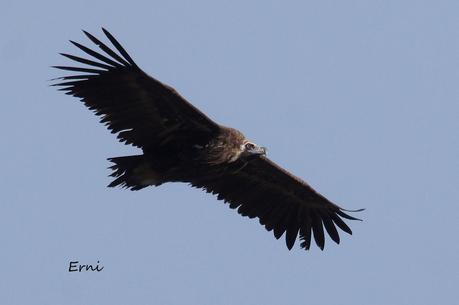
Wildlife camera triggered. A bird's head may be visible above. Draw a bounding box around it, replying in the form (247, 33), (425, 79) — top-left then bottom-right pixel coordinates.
(209, 128), (267, 164)
(240, 140), (267, 158)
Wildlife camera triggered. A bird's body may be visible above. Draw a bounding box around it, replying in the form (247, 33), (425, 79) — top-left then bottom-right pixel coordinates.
(108, 127), (252, 189)
(54, 28), (362, 251)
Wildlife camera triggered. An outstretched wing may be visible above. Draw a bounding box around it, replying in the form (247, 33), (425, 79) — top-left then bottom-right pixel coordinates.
(53, 28), (220, 150)
(191, 156), (362, 250)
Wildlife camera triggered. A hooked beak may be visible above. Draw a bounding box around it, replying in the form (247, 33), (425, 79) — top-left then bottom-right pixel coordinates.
(248, 146), (267, 156)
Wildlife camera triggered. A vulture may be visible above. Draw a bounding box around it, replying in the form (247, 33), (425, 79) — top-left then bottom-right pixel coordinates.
(53, 28), (362, 251)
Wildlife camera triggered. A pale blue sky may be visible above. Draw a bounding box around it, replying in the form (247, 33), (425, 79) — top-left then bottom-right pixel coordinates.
(1, 1), (458, 304)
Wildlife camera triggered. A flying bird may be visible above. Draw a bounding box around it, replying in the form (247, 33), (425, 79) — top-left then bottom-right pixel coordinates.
(53, 28), (362, 251)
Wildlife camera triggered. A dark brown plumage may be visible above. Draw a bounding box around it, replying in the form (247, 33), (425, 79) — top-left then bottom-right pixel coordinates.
(53, 28), (362, 251)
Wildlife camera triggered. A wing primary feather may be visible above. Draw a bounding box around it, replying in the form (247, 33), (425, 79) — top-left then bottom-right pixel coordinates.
(52, 65), (103, 74)
(300, 227), (312, 250)
(102, 28), (137, 67)
(48, 75), (93, 81)
(330, 213), (353, 235)
(273, 225), (285, 240)
(341, 208), (365, 213)
(69, 40), (128, 67)
(312, 213), (325, 250)
(56, 86), (74, 92)
(285, 211), (300, 250)
(272, 206), (293, 240)
(298, 207), (312, 250)
(299, 216), (312, 250)
(51, 80), (85, 87)
(58, 74), (94, 80)
(82, 30), (129, 67)
(321, 211), (340, 244)
(336, 209), (362, 221)
(59, 53), (113, 70)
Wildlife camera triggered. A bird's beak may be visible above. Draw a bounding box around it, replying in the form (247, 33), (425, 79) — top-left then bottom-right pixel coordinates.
(248, 146), (267, 156)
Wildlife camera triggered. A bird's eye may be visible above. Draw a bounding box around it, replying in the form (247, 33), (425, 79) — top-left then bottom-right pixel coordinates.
(245, 143), (255, 150)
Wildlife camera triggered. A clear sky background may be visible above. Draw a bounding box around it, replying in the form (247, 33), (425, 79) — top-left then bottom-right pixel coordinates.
(1, 1), (458, 304)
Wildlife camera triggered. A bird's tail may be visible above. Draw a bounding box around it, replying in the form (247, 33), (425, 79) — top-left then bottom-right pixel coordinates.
(107, 155), (164, 190)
